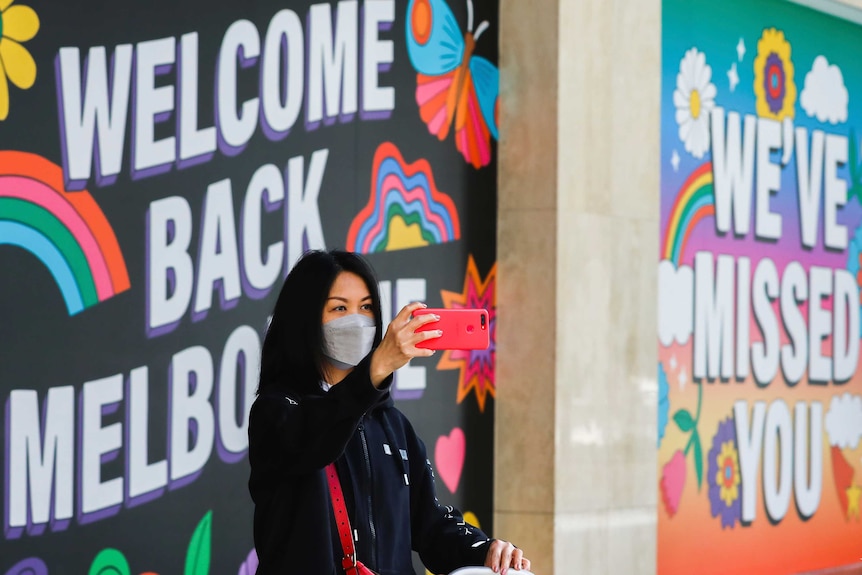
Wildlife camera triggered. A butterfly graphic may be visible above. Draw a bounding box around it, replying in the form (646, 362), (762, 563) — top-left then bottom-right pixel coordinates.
(406, 0), (499, 169)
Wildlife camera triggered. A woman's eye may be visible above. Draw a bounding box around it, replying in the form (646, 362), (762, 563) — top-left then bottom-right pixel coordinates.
(361, 304), (373, 311)
(333, 305), (346, 312)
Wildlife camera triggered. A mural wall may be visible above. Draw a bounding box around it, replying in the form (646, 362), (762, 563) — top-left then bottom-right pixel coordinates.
(660, 0), (862, 573)
(0, 0), (499, 573)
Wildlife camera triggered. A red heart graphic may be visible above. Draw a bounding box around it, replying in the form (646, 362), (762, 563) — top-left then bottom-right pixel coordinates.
(434, 428), (466, 494)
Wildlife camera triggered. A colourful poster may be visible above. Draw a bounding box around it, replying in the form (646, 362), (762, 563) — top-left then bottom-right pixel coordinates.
(660, 0), (862, 573)
(0, 0), (499, 573)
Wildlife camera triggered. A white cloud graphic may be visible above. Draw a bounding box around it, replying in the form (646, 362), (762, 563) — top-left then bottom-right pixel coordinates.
(825, 393), (862, 449)
(800, 55), (849, 124)
(658, 260), (694, 347)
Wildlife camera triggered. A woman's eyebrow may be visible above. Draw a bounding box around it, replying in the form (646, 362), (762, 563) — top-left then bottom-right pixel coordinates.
(325, 295), (372, 302)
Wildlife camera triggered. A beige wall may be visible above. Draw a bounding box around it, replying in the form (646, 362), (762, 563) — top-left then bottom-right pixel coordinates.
(495, 0), (661, 573)
(494, 0), (558, 570)
(495, 1), (862, 574)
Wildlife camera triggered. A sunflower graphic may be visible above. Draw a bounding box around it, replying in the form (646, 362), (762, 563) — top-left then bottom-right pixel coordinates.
(753, 28), (796, 121)
(0, 0), (39, 121)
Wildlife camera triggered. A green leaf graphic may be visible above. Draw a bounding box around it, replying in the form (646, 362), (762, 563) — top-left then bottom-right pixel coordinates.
(88, 549), (131, 575)
(673, 409), (695, 432)
(184, 511), (213, 575)
(693, 431), (704, 490)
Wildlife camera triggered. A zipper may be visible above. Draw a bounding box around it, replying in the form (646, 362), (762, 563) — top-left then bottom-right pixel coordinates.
(358, 419), (377, 568)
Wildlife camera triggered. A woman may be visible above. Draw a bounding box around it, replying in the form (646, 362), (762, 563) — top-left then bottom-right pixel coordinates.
(248, 250), (530, 575)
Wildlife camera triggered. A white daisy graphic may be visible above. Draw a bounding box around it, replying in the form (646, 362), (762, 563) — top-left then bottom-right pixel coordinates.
(673, 48), (716, 159)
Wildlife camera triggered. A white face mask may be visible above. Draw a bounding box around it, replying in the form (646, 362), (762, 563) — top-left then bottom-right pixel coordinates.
(322, 314), (377, 369)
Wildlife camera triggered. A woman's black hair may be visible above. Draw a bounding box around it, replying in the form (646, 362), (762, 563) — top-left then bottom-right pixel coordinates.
(258, 249), (383, 394)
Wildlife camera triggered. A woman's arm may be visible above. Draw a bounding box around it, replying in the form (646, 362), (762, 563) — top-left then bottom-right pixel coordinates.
(249, 356), (388, 475)
(406, 423), (531, 575)
(249, 302), (442, 475)
(406, 425), (492, 574)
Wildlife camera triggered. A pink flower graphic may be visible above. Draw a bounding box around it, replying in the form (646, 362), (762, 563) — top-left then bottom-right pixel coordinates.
(661, 450), (687, 517)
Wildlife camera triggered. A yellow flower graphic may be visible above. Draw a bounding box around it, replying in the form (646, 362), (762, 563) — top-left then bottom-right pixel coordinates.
(715, 440), (741, 506)
(848, 484), (861, 520)
(0, 0), (39, 121)
(753, 28), (796, 121)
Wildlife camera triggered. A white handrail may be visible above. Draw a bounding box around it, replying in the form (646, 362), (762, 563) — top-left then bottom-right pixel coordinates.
(449, 568), (536, 575)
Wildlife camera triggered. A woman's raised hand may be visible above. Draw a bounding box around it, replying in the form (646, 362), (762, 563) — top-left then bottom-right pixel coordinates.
(369, 302), (441, 387)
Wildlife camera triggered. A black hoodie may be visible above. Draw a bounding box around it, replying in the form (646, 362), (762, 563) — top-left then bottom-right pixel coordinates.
(248, 356), (491, 575)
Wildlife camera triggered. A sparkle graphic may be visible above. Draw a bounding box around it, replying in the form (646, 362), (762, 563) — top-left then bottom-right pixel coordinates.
(678, 365), (688, 391)
(671, 149), (680, 172)
(737, 37), (746, 61)
(728, 62), (739, 92)
(436, 255), (496, 412)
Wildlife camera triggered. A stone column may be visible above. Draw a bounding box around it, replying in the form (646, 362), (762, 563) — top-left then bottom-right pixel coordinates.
(495, 0), (661, 573)
(495, 0), (558, 572)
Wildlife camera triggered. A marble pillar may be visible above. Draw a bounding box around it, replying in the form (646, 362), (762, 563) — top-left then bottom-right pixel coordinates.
(496, 0), (661, 573)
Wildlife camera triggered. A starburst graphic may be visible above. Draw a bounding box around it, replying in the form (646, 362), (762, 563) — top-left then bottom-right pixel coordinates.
(436, 255), (496, 412)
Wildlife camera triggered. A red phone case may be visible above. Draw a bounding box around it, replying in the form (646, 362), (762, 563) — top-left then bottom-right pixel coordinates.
(413, 308), (490, 350)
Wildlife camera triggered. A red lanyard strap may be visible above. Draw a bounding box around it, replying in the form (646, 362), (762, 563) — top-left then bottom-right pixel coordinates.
(326, 463), (359, 573)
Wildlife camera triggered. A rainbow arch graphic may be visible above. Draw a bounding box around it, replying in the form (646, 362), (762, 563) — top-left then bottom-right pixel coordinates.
(662, 162), (714, 266)
(347, 142), (461, 253)
(0, 151), (130, 315)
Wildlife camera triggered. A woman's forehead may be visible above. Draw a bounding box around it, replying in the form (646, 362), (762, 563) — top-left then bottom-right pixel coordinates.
(328, 271), (371, 298)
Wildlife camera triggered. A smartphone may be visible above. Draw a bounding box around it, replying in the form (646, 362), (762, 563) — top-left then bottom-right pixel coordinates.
(413, 308), (490, 350)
